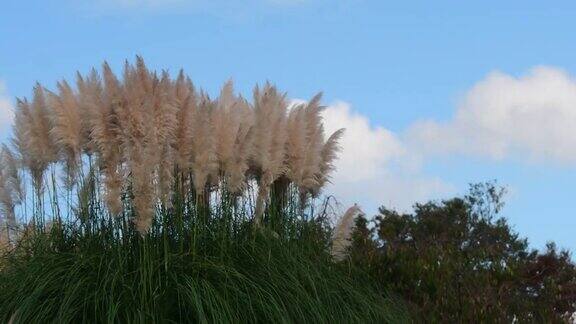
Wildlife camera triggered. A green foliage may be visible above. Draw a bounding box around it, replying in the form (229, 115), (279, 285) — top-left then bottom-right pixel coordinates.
(350, 182), (576, 322)
(0, 183), (409, 323)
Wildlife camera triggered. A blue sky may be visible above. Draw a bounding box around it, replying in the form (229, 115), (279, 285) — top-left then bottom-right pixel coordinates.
(2, 0), (576, 251)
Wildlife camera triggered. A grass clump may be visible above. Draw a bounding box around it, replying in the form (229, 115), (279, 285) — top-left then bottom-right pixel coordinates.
(0, 57), (409, 323)
(0, 207), (408, 323)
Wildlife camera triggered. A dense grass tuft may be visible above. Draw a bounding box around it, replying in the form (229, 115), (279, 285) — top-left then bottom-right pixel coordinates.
(0, 192), (409, 323)
(0, 58), (410, 323)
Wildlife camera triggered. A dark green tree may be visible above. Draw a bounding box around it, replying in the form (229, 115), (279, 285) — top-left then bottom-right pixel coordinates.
(349, 213), (378, 268)
(350, 182), (576, 322)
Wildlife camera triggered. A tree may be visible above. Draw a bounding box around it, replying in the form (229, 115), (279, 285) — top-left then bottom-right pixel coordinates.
(350, 182), (576, 322)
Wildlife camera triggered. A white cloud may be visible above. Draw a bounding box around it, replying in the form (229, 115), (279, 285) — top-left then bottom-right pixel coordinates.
(322, 102), (404, 182)
(0, 81), (14, 135)
(408, 66), (576, 164)
(321, 101), (455, 212)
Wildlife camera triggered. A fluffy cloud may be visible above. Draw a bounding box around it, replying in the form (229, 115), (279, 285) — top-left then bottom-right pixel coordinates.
(321, 102), (454, 212)
(408, 66), (576, 164)
(322, 102), (404, 182)
(0, 81), (14, 135)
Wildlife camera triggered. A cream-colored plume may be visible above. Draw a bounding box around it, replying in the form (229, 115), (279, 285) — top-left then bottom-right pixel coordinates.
(0, 169), (15, 226)
(13, 86), (58, 192)
(285, 94), (326, 198)
(86, 63), (124, 216)
(189, 93), (217, 195)
(331, 204), (363, 261)
(0, 145), (23, 228)
(120, 59), (160, 230)
(251, 83), (288, 224)
(285, 103), (307, 189)
(155, 72), (178, 207)
(47, 80), (82, 188)
(314, 128), (345, 196)
(213, 81), (254, 194)
(173, 71), (196, 172)
(6, 57), (344, 234)
(1, 145), (23, 205)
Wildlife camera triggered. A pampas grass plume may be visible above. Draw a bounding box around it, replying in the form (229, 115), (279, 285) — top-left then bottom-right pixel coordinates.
(4, 57), (343, 233)
(331, 204), (363, 261)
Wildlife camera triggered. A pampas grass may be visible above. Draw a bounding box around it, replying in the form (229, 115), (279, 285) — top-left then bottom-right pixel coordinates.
(0, 57), (415, 323)
(13, 93), (55, 193)
(6, 56), (343, 234)
(81, 64), (124, 215)
(251, 84), (289, 224)
(189, 93), (218, 196)
(0, 169), (15, 227)
(0, 146), (23, 205)
(0, 146), (22, 227)
(317, 128), (345, 195)
(331, 204), (363, 261)
(213, 81), (254, 194)
(47, 80), (82, 188)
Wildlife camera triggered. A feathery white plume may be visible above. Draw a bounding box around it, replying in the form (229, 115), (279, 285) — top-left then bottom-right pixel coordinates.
(331, 204), (363, 261)
(4, 57), (344, 234)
